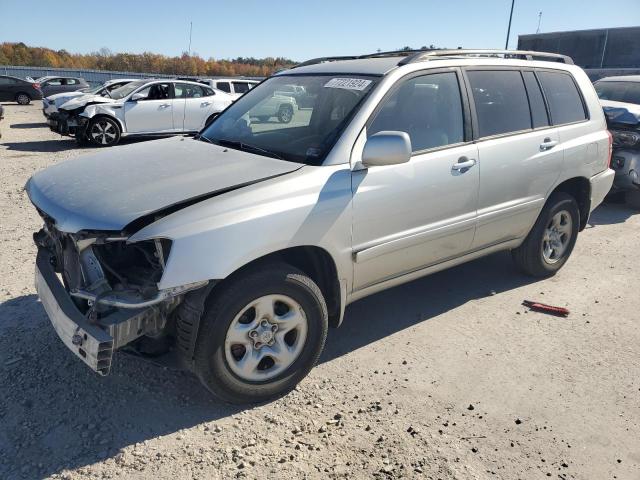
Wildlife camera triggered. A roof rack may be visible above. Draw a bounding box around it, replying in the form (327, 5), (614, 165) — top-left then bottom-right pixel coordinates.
(291, 49), (574, 70)
(398, 49), (574, 65)
(290, 50), (436, 69)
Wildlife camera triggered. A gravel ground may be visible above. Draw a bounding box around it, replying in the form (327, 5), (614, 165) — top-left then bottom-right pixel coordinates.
(1, 102), (639, 480)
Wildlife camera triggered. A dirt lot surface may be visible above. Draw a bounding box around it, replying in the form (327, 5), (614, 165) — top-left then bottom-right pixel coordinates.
(1, 102), (639, 480)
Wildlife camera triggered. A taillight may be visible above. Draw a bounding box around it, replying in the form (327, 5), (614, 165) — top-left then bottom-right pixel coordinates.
(32, 82), (41, 90)
(606, 130), (613, 168)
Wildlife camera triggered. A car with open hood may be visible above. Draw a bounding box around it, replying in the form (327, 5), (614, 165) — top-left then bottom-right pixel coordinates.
(43, 78), (138, 119)
(52, 79), (233, 147)
(27, 49), (614, 403)
(595, 75), (640, 208)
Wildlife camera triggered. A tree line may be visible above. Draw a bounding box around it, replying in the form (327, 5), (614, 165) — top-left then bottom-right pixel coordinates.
(0, 43), (296, 77)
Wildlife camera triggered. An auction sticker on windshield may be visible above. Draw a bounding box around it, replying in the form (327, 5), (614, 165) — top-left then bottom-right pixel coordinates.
(324, 78), (372, 91)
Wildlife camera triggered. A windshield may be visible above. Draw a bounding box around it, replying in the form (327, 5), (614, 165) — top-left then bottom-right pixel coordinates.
(200, 75), (378, 165)
(109, 80), (149, 100)
(595, 81), (640, 106)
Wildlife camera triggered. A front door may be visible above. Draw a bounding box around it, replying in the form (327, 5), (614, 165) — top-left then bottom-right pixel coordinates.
(351, 70), (479, 291)
(124, 82), (174, 133)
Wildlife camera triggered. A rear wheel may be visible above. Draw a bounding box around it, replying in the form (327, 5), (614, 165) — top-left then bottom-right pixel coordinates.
(16, 93), (31, 105)
(193, 264), (328, 404)
(88, 117), (121, 147)
(625, 189), (640, 209)
(277, 104), (293, 123)
(511, 192), (580, 277)
(204, 113), (218, 128)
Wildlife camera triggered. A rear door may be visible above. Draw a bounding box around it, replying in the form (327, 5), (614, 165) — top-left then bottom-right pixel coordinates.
(465, 68), (563, 249)
(0, 77), (15, 101)
(351, 69), (479, 290)
(123, 82), (174, 133)
(41, 78), (64, 96)
(172, 83), (212, 131)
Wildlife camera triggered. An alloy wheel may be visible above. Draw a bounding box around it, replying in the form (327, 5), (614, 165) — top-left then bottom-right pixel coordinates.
(542, 210), (573, 264)
(224, 294), (308, 382)
(90, 120), (117, 145)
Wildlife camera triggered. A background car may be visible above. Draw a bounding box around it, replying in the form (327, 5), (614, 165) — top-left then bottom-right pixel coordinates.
(43, 78), (138, 119)
(0, 104), (4, 138)
(198, 78), (259, 100)
(55, 79), (233, 146)
(248, 93), (297, 123)
(595, 75), (640, 208)
(0, 75), (43, 104)
(36, 76), (90, 97)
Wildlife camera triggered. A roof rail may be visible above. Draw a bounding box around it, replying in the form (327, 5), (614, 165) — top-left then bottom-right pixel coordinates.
(291, 49), (437, 69)
(398, 49), (574, 65)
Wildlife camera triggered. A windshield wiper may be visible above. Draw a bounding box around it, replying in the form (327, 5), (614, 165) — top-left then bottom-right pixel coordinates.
(196, 134), (213, 143)
(216, 139), (284, 161)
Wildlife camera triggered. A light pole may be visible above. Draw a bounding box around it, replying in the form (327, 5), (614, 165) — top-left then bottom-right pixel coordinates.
(505, 0), (515, 49)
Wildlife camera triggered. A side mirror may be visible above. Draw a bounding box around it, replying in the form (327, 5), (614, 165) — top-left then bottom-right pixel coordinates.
(130, 92), (146, 102)
(361, 131), (412, 167)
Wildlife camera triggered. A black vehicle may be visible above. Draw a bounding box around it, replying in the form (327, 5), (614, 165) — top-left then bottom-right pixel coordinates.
(0, 75), (43, 105)
(595, 75), (640, 208)
(0, 104), (4, 138)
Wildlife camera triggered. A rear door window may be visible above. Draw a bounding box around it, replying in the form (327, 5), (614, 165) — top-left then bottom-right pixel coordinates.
(523, 72), (550, 128)
(537, 71), (587, 125)
(467, 70), (531, 138)
(233, 82), (251, 94)
(216, 82), (231, 93)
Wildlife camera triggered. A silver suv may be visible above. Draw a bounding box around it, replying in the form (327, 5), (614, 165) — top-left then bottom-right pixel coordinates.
(27, 50), (614, 403)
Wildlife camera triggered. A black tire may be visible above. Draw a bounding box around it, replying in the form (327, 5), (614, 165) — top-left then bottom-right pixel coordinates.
(15, 93), (31, 105)
(625, 189), (640, 210)
(75, 128), (90, 147)
(193, 264), (328, 404)
(87, 116), (121, 147)
(277, 104), (293, 123)
(511, 192), (580, 277)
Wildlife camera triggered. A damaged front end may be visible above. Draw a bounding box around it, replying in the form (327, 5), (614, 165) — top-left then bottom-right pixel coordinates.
(48, 107), (89, 138)
(33, 218), (207, 375)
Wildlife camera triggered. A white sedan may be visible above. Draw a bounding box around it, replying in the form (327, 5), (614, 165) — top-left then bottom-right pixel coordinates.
(42, 78), (138, 119)
(55, 79), (233, 147)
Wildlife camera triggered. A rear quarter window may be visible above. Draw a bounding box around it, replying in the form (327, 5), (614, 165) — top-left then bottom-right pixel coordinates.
(467, 70), (532, 138)
(537, 71), (587, 125)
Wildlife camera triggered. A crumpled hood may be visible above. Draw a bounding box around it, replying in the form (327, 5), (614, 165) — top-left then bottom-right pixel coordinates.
(60, 95), (115, 111)
(26, 136), (302, 233)
(45, 91), (85, 106)
(601, 99), (640, 127)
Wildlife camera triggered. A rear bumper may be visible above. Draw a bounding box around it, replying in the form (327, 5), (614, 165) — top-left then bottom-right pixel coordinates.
(589, 168), (615, 212)
(35, 248), (163, 375)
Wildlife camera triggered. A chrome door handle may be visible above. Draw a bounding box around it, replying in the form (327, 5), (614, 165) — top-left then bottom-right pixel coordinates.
(201, 101), (211, 106)
(540, 138), (559, 151)
(452, 157), (476, 172)
(159, 103), (171, 108)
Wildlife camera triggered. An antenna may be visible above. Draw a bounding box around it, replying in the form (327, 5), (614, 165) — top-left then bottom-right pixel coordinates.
(181, 21), (193, 134)
(536, 11), (542, 34)
(505, 0), (515, 49)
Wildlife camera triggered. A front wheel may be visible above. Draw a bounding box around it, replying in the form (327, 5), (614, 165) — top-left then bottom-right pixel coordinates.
(511, 192), (580, 277)
(88, 117), (121, 147)
(193, 264), (328, 404)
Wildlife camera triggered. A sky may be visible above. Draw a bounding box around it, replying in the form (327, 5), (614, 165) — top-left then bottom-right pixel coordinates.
(1, 0), (639, 61)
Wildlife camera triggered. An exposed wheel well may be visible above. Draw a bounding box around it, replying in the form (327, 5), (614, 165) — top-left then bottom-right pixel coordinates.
(90, 114), (123, 133)
(214, 246), (342, 327)
(550, 177), (591, 230)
